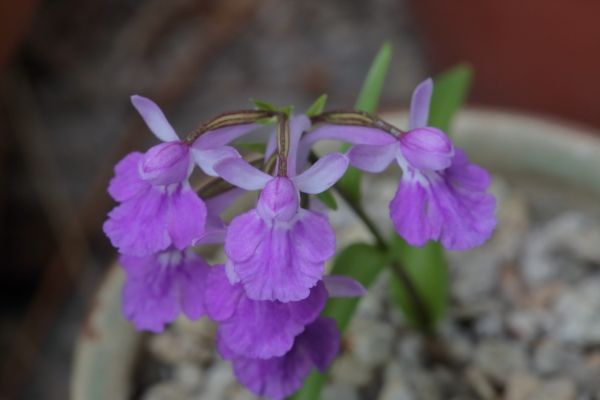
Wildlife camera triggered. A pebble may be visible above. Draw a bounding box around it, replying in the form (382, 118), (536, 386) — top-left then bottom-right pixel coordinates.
(474, 340), (528, 384)
(322, 383), (360, 400)
(330, 354), (373, 387)
(529, 379), (576, 400)
(349, 318), (395, 367)
(505, 373), (541, 400)
(141, 382), (193, 400)
(533, 339), (564, 376)
(554, 278), (600, 345)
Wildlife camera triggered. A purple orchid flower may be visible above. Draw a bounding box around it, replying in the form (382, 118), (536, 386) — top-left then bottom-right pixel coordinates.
(219, 317), (340, 400)
(214, 116), (349, 302)
(305, 79), (496, 250)
(103, 96), (257, 256)
(203, 265), (364, 359)
(120, 248), (210, 332)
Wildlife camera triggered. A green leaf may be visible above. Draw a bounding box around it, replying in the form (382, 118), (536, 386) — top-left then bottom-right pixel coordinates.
(250, 98), (278, 112)
(428, 64), (473, 132)
(291, 243), (388, 400)
(316, 189), (337, 210)
(355, 41), (393, 113)
(305, 94), (328, 117)
(388, 237), (448, 330)
(338, 42), (393, 206)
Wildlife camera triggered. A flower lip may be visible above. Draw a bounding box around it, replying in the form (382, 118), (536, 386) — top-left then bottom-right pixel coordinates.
(140, 141), (191, 185)
(256, 177), (299, 222)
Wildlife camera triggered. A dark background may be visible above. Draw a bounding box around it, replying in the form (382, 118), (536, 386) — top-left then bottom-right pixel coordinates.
(1, 0), (599, 399)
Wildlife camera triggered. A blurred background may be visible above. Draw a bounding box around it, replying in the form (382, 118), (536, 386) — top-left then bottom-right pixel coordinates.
(2, 0), (600, 399)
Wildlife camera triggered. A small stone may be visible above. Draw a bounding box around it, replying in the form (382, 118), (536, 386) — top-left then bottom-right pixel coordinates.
(505, 310), (539, 341)
(201, 362), (237, 400)
(554, 278), (600, 345)
(533, 340), (564, 376)
(330, 353), (373, 387)
(322, 383), (359, 400)
(474, 313), (504, 337)
(174, 362), (203, 390)
(529, 379), (576, 400)
(149, 328), (213, 364)
(142, 382), (193, 400)
(379, 362), (415, 400)
(448, 249), (500, 304)
(505, 373), (540, 400)
(474, 340), (528, 384)
(348, 318), (395, 367)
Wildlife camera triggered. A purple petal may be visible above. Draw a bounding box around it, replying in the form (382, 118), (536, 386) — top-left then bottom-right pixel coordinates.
(399, 127), (454, 171)
(229, 210), (333, 302)
(292, 210), (336, 263)
(225, 210), (267, 262)
(287, 115), (311, 176)
(204, 265), (242, 321)
(192, 146), (240, 177)
(232, 224), (323, 302)
(167, 184), (207, 250)
(104, 187), (171, 256)
(347, 142), (398, 173)
(140, 142), (191, 185)
(265, 129), (277, 161)
(192, 123), (259, 149)
(389, 176), (442, 247)
(293, 153), (349, 194)
(390, 150), (496, 250)
(108, 152), (148, 202)
(120, 250), (206, 332)
(131, 95), (178, 142)
(298, 125), (396, 167)
(214, 157), (271, 190)
(178, 252), (211, 320)
(296, 317), (340, 371)
(228, 317), (339, 400)
(323, 275), (366, 298)
(256, 177), (299, 221)
(287, 281), (328, 324)
(409, 78), (433, 130)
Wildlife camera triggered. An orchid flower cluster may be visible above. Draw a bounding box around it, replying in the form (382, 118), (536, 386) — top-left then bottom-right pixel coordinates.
(103, 79), (496, 399)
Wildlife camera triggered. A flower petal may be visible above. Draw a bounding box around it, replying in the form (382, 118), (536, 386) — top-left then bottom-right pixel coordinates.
(399, 127), (454, 171)
(204, 265), (242, 321)
(293, 153), (349, 194)
(108, 152), (147, 202)
(287, 115), (311, 176)
(347, 143), (398, 173)
(225, 210), (267, 262)
(140, 142), (191, 185)
(192, 123), (259, 149)
(256, 177), (299, 221)
(192, 146), (240, 177)
(178, 252), (210, 320)
(323, 275), (366, 298)
(214, 157), (271, 190)
(291, 210), (336, 263)
(104, 187), (170, 256)
(409, 78), (433, 130)
(167, 184), (207, 250)
(296, 317), (340, 371)
(389, 176), (442, 247)
(131, 95), (178, 142)
(233, 224), (324, 302)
